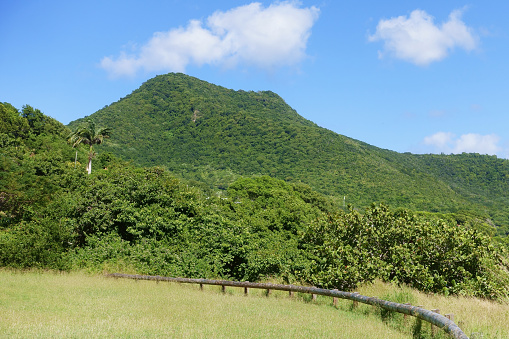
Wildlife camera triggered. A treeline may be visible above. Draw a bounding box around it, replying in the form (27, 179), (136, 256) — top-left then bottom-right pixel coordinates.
(2, 102), (509, 300)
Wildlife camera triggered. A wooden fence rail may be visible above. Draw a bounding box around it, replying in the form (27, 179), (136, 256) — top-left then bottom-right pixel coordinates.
(107, 273), (468, 339)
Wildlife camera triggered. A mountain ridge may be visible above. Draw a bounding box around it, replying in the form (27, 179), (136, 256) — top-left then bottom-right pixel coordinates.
(68, 73), (509, 233)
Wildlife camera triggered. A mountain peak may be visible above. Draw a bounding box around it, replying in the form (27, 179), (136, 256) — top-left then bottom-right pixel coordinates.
(67, 74), (509, 228)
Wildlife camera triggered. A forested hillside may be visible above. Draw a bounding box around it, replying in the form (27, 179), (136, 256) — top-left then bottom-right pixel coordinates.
(2, 101), (509, 300)
(68, 73), (509, 237)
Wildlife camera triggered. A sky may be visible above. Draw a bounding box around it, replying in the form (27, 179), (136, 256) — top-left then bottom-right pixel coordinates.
(2, 0), (508, 158)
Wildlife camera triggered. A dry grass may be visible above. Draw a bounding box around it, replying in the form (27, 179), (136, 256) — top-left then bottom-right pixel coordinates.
(3, 270), (506, 338)
(357, 280), (509, 339)
(0, 270), (409, 338)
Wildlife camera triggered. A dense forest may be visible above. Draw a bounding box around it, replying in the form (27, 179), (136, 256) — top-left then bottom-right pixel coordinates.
(2, 100), (509, 301)
(68, 73), (509, 240)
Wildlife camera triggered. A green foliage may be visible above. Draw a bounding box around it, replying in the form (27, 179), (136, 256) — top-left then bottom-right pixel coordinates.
(0, 138), (321, 281)
(67, 73), (509, 236)
(66, 233), (210, 277)
(303, 204), (509, 300)
(0, 102), (29, 140)
(61, 166), (199, 244)
(68, 119), (112, 174)
(0, 103), (92, 268)
(0, 103), (79, 223)
(2, 101), (509, 302)
(21, 105), (68, 138)
(0, 217), (72, 269)
(61, 172), (322, 282)
(376, 290), (416, 333)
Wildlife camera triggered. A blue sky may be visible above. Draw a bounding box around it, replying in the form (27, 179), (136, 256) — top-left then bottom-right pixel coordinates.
(2, 0), (508, 158)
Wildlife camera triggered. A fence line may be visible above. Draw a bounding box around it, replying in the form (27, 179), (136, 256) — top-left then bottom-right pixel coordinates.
(107, 273), (468, 339)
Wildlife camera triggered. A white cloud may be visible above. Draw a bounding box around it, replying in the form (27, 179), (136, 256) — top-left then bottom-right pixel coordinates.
(424, 132), (455, 149)
(453, 133), (500, 154)
(101, 2), (319, 77)
(423, 132), (501, 155)
(369, 8), (478, 66)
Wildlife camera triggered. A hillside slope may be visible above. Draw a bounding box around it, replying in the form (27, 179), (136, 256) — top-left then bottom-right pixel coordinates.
(3, 101), (508, 302)
(68, 73), (509, 233)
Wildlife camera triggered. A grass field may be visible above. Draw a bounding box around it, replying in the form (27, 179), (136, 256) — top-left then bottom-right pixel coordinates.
(1, 270), (507, 338)
(357, 281), (509, 339)
(1, 270), (408, 338)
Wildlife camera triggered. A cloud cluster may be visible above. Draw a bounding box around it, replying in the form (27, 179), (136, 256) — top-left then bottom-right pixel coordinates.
(101, 2), (319, 77)
(423, 132), (501, 155)
(369, 8), (478, 66)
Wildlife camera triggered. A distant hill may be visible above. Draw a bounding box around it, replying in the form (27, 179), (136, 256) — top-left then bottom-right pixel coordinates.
(68, 73), (509, 234)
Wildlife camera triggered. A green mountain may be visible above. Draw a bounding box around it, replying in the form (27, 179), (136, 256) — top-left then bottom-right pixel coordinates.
(4, 100), (509, 300)
(68, 73), (509, 234)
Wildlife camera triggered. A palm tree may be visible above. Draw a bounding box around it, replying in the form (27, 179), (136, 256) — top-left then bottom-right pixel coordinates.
(68, 119), (111, 174)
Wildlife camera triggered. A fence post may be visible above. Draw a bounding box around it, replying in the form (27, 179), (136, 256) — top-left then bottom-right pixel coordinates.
(370, 297), (377, 311)
(312, 294), (317, 302)
(431, 309), (440, 336)
(222, 285), (226, 293)
(200, 283), (203, 291)
(352, 292), (359, 308)
(244, 287), (248, 296)
(266, 289), (271, 297)
(289, 291), (294, 298)
(403, 303), (411, 322)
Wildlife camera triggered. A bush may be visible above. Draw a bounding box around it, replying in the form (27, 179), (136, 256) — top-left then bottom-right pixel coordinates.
(302, 204), (509, 300)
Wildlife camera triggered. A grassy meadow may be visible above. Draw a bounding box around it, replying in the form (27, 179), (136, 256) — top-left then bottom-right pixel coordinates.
(357, 281), (509, 339)
(1, 270), (507, 338)
(1, 270), (407, 338)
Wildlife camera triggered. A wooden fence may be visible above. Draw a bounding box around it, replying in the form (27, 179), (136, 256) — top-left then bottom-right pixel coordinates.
(107, 273), (468, 339)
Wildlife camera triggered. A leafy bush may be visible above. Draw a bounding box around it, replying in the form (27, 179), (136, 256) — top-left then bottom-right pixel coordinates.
(303, 204), (509, 300)
(0, 218), (72, 269)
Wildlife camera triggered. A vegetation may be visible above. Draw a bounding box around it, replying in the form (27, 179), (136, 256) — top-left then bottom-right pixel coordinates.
(68, 119), (111, 174)
(67, 73), (509, 238)
(0, 102), (75, 226)
(1, 101), (509, 303)
(1, 270), (412, 339)
(3, 66), (509, 337)
(2, 270), (508, 338)
(357, 280), (509, 338)
(303, 205), (509, 299)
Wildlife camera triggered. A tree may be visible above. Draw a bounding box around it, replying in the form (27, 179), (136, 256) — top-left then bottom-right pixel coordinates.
(21, 105), (68, 137)
(68, 120), (111, 174)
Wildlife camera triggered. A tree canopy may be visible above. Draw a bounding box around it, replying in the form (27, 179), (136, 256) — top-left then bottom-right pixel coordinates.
(68, 119), (111, 174)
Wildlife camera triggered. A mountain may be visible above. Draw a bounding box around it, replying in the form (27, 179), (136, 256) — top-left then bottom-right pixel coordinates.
(68, 73), (509, 234)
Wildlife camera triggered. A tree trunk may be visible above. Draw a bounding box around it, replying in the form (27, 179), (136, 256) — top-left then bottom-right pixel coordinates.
(87, 157), (92, 175)
(87, 147), (93, 174)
